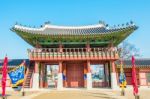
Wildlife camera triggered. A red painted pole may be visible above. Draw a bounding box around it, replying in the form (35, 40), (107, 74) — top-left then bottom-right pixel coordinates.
(132, 56), (139, 99)
(1, 56), (8, 98)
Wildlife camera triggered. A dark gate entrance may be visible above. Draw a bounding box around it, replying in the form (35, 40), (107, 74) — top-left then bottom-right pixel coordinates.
(66, 63), (84, 88)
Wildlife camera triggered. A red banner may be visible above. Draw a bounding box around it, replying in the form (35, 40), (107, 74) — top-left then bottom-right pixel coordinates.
(1, 56), (8, 96)
(131, 56), (138, 95)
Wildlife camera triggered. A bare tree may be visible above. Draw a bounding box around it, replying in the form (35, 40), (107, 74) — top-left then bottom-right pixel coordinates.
(117, 41), (141, 59)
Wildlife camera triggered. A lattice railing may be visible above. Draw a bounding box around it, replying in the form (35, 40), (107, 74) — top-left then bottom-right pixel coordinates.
(28, 48), (119, 60)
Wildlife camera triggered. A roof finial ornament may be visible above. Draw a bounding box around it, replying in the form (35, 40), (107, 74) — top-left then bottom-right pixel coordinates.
(106, 24), (109, 27)
(15, 22), (18, 25)
(99, 20), (105, 25)
(126, 22), (129, 26)
(45, 21), (51, 25)
(130, 20), (134, 24)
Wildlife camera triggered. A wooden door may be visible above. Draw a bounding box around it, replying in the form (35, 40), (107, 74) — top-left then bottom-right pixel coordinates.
(66, 63), (84, 87)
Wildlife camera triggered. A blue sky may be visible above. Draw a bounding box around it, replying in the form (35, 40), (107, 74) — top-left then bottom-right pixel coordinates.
(0, 0), (150, 59)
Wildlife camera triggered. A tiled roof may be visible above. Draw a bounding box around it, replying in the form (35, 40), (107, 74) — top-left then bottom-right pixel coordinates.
(12, 22), (137, 35)
(11, 21), (138, 47)
(0, 59), (30, 67)
(116, 58), (150, 68)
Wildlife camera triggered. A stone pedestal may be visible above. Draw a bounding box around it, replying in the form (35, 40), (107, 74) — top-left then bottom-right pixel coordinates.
(32, 62), (40, 90)
(57, 73), (63, 90)
(32, 73), (39, 90)
(87, 60), (92, 89)
(87, 73), (92, 89)
(111, 72), (118, 89)
(110, 61), (118, 90)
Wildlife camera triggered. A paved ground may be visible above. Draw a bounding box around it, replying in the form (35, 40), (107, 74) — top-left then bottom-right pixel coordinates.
(32, 90), (125, 99)
(0, 91), (39, 99)
(31, 89), (150, 99)
(115, 89), (150, 99)
(1, 89), (150, 99)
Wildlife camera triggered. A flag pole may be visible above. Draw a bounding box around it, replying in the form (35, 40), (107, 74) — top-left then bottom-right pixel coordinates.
(132, 56), (140, 99)
(2, 56), (8, 99)
(120, 59), (125, 96)
(22, 60), (25, 96)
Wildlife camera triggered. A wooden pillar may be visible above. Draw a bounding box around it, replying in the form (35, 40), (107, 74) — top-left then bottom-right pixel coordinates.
(103, 63), (106, 87)
(39, 63), (42, 88)
(86, 43), (91, 52)
(43, 65), (48, 88)
(111, 61), (116, 73)
(34, 61), (39, 73)
(39, 63), (44, 88)
(59, 61), (63, 73)
(63, 63), (67, 87)
(87, 60), (91, 73)
(108, 42), (114, 51)
(105, 62), (109, 87)
(59, 44), (63, 52)
(84, 63), (87, 87)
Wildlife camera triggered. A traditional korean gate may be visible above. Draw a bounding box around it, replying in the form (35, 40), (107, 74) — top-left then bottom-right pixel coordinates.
(66, 63), (84, 88)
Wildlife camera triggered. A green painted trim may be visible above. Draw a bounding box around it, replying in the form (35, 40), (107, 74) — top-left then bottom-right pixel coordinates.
(12, 26), (137, 47)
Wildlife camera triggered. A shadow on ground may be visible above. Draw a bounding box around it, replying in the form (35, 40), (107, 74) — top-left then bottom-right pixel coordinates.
(86, 92), (117, 99)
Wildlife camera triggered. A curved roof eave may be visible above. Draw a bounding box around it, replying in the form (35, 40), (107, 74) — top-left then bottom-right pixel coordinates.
(11, 22), (138, 47)
(12, 23), (138, 35)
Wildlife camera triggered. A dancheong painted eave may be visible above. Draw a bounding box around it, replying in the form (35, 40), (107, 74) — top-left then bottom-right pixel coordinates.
(11, 21), (138, 47)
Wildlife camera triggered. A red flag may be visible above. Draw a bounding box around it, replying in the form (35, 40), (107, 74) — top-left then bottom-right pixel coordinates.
(131, 56), (138, 95)
(1, 56), (8, 96)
